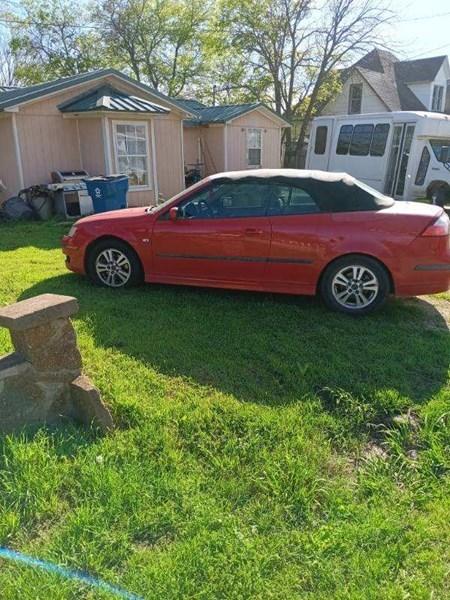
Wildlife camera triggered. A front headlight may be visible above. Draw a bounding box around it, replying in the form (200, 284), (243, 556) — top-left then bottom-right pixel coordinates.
(67, 225), (78, 238)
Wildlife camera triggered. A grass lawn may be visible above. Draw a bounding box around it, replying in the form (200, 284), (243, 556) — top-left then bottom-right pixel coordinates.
(0, 221), (449, 599)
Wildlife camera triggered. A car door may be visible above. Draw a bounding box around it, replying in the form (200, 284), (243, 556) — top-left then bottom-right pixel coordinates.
(265, 181), (329, 293)
(151, 180), (272, 285)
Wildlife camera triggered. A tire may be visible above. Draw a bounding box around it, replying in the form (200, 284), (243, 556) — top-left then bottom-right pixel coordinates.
(86, 239), (143, 288)
(431, 187), (447, 207)
(320, 255), (390, 316)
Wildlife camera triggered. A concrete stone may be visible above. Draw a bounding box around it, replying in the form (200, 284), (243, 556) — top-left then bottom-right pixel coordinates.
(11, 318), (82, 372)
(0, 294), (78, 331)
(0, 294), (114, 434)
(70, 375), (114, 432)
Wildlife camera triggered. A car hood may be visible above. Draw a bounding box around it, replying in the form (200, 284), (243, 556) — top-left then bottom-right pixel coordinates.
(76, 206), (155, 226)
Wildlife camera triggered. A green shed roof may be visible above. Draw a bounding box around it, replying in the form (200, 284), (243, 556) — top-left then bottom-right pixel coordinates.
(171, 99), (290, 127)
(58, 84), (170, 114)
(0, 69), (191, 115)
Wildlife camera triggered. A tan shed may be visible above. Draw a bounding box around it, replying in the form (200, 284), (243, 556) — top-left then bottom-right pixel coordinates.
(0, 70), (193, 207)
(177, 100), (290, 178)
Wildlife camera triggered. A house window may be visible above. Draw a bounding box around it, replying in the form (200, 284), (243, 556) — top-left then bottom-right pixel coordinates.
(314, 126), (328, 154)
(113, 122), (151, 188)
(348, 83), (363, 114)
(247, 128), (262, 167)
(432, 85), (444, 111)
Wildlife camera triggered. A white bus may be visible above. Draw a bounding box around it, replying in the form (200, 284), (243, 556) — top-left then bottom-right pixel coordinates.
(306, 111), (450, 206)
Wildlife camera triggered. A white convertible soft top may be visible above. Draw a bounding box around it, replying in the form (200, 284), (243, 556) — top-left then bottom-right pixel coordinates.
(208, 169), (356, 185)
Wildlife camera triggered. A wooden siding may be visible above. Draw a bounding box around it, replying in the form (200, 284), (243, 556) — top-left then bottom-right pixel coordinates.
(78, 118), (105, 176)
(227, 110), (282, 170)
(0, 116), (21, 202)
(152, 115), (185, 201)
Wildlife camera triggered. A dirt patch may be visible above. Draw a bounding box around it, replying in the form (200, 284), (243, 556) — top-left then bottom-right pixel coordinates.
(402, 296), (450, 332)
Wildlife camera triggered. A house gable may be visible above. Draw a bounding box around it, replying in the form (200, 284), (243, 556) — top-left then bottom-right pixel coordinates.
(321, 48), (449, 116)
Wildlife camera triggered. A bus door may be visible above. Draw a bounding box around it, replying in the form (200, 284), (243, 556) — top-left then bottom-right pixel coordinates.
(384, 123), (416, 198)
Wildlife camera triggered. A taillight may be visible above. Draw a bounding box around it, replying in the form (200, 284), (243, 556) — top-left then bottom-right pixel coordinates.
(421, 212), (450, 237)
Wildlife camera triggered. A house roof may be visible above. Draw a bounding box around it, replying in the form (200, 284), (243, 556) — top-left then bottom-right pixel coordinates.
(175, 98), (207, 112)
(174, 100), (290, 127)
(58, 84), (170, 114)
(341, 48), (448, 112)
(0, 69), (192, 115)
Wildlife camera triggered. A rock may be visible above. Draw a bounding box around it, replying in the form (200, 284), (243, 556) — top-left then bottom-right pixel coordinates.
(0, 294), (78, 331)
(11, 318), (82, 372)
(0, 294), (114, 434)
(70, 375), (114, 432)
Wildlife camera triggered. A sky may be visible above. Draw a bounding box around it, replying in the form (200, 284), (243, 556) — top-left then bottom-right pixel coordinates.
(383, 0), (450, 60)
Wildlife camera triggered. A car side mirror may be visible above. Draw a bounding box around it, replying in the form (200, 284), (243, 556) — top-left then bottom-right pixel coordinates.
(169, 206), (179, 221)
(440, 146), (449, 163)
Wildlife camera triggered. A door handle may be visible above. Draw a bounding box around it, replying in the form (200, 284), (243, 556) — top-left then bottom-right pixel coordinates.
(245, 228), (264, 235)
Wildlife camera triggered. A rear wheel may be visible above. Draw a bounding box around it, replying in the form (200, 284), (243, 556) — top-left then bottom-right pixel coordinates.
(86, 239), (143, 288)
(431, 186), (447, 207)
(320, 255), (390, 315)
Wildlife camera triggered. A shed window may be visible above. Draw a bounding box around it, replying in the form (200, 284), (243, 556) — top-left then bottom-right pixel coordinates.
(113, 122), (151, 188)
(247, 128), (262, 167)
(370, 123), (390, 156)
(432, 85), (444, 111)
(314, 126), (328, 155)
(349, 124), (374, 156)
(336, 125), (353, 155)
(348, 84), (362, 114)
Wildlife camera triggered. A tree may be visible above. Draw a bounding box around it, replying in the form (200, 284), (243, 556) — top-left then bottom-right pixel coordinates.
(3, 0), (107, 84)
(212, 0), (392, 165)
(94, 0), (211, 96)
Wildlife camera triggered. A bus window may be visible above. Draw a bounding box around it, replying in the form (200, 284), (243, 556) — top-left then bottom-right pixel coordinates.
(415, 147), (431, 186)
(314, 126), (328, 155)
(430, 139), (450, 163)
(350, 124), (374, 156)
(370, 124), (390, 156)
(336, 125), (353, 155)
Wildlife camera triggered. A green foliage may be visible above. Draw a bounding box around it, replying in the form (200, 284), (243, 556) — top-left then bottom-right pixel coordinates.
(3, 0), (109, 84)
(0, 221), (448, 598)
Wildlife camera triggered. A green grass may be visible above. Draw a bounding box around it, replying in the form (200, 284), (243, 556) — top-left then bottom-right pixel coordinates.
(0, 220), (449, 599)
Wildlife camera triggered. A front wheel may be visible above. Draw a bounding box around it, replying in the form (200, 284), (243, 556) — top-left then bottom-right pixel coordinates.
(86, 239), (143, 288)
(320, 256), (390, 315)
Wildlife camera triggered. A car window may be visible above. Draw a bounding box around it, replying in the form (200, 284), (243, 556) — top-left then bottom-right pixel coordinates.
(267, 184), (319, 216)
(175, 181), (269, 219)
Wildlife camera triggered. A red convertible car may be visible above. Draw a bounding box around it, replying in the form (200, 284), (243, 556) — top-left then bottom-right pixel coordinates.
(62, 169), (450, 315)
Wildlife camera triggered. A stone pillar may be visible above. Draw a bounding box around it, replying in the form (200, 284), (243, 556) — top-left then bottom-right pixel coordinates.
(0, 294), (113, 433)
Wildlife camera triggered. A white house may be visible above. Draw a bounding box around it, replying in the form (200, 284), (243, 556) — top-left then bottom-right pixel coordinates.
(322, 48), (450, 116)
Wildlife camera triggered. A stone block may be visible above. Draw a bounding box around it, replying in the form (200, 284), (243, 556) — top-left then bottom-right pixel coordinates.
(11, 318), (82, 373)
(70, 375), (114, 432)
(0, 294), (78, 331)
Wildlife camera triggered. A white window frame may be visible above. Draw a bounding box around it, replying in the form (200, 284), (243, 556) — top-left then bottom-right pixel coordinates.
(348, 83), (363, 114)
(112, 120), (153, 190)
(432, 85), (444, 111)
(247, 128), (263, 168)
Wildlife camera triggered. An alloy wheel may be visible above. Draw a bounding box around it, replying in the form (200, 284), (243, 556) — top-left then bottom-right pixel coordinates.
(95, 248), (131, 287)
(331, 265), (379, 310)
